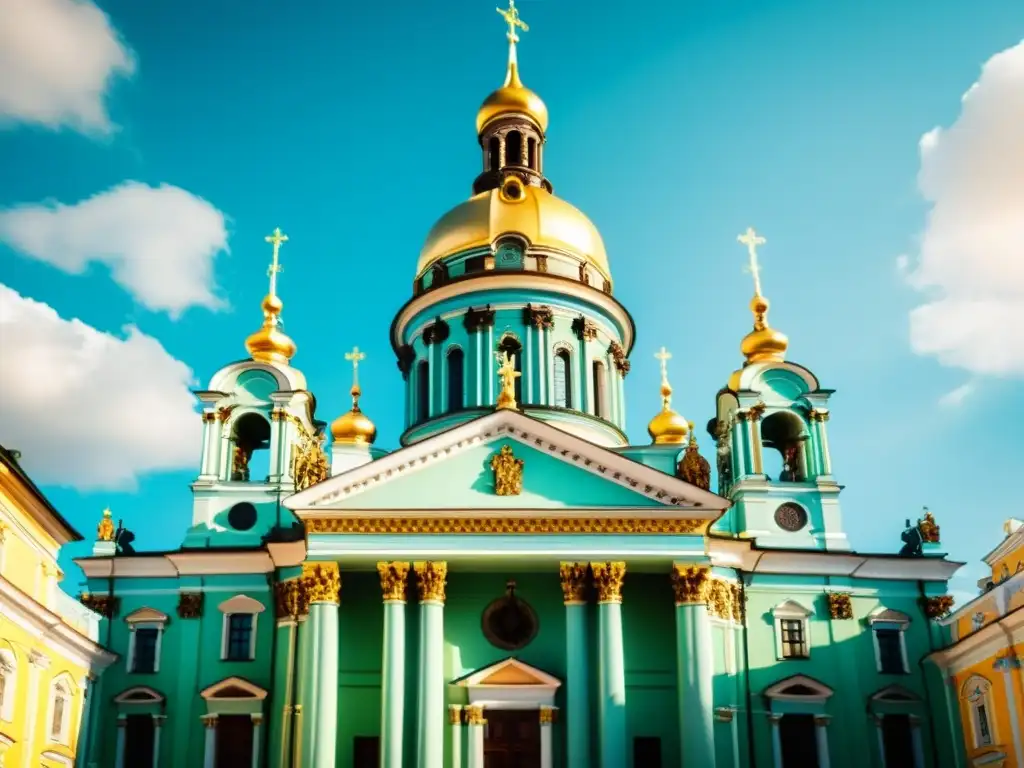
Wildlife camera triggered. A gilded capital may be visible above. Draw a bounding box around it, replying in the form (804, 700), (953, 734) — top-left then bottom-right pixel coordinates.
(378, 562), (410, 603)
(559, 562), (589, 604)
(465, 705), (486, 726)
(671, 564), (710, 606)
(414, 561), (448, 604)
(923, 595), (954, 619)
(274, 579), (305, 619)
(539, 706), (557, 725)
(705, 579), (735, 620)
(301, 562), (341, 605)
(590, 562), (626, 603)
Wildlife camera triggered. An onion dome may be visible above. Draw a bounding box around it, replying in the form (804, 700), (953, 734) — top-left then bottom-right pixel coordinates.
(246, 228), (297, 365)
(331, 385), (377, 445)
(677, 422), (711, 491)
(647, 347), (688, 445)
(741, 294), (789, 363)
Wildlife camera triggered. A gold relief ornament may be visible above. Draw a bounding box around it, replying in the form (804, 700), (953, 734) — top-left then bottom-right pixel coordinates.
(306, 516), (707, 535)
(301, 562), (341, 605)
(378, 562), (410, 602)
(826, 592), (853, 620)
(80, 593), (120, 618)
(465, 705), (486, 726)
(918, 508), (940, 543)
(671, 565), (710, 606)
(704, 579), (735, 620)
(495, 351), (521, 410)
(590, 562), (626, 603)
(292, 429), (329, 491)
(559, 562), (589, 604)
(490, 444), (524, 496)
(274, 579), (305, 619)
(96, 507), (115, 542)
(177, 592), (204, 619)
(730, 583), (744, 622)
(414, 561), (448, 603)
(448, 707), (463, 725)
(923, 595), (954, 619)
(539, 706), (557, 725)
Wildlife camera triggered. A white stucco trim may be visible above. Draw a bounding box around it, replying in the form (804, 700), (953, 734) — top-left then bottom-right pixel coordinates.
(764, 674), (834, 703)
(200, 676), (268, 701)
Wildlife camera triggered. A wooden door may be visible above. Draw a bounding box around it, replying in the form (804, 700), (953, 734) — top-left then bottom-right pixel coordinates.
(215, 714), (254, 767)
(484, 709), (541, 768)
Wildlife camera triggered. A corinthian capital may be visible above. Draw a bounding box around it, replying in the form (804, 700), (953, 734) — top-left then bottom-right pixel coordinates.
(414, 561), (448, 604)
(590, 562), (626, 603)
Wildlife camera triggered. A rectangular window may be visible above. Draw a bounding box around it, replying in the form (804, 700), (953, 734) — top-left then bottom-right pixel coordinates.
(876, 629), (905, 673)
(976, 703), (992, 745)
(226, 614), (254, 660)
(780, 619), (808, 658)
(133, 628), (159, 673)
(633, 737), (662, 768)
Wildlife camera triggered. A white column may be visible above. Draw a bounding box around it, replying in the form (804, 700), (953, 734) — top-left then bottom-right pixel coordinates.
(466, 706), (485, 768)
(540, 707), (555, 768)
(448, 707), (462, 768)
(152, 715), (165, 768)
(251, 714), (263, 768)
(998, 661), (1024, 768)
(23, 651), (49, 768)
(818, 416), (833, 475)
(909, 715), (926, 768)
(814, 716), (831, 768)
(873, 716), (887, 768)
(202, 715), (217, 768)
(114, 716), (127, 768)
(768, 714), (783, 768)
(73, 675), (92, 768)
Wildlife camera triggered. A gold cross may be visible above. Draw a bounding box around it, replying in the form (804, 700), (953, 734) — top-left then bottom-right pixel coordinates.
(737, 227), (766, 296)
(654, 347), (672, 384)
(264, 227), (289, 297)
(497, 0), (529, 43)
(344, 346), (366, 388)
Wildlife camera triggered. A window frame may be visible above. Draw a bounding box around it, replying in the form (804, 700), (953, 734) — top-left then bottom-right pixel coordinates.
(867, 609), (911, 675)
(125, 608), (169, 674)
(218, 595), (265, 662)
(771, 600), (813, 661)
(45, 674), (74, 746)
(961, 675), (996, 748)
(0, 648), (16, 722)
(553, 348), (572, 409)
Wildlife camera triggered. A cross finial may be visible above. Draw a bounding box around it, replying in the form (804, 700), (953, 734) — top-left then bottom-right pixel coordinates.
(737, 226), (766, 297)
(654, 347), (672, 385)
(497, 0), (529, 44)
(264, 227), (289, 298)
(344, 346), (366, 390)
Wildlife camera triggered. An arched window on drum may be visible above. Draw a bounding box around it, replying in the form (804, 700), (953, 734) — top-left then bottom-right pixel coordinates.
(553, 349), (571, 409)
(447, 348), (465, 411)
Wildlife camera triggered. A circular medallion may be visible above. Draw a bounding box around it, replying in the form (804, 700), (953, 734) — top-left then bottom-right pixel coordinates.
(499, 175), (526, 203)
(774, 502), (808, 532)
(482, 581), (539, 651)
(228, 502), (258, 531)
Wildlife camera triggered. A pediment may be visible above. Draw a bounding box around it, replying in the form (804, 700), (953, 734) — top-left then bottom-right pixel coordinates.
(871, 684), (920, 702)
(764, 675), (833, 700)
(114, 686), (165, 704)
(771, 599), (813, 618)
(287, 411), (726, 516)
(454, 658), (562, 690)
(200, 676), (267, 700)
(124, 607), (169, 624)
(868, 608), (911, 625)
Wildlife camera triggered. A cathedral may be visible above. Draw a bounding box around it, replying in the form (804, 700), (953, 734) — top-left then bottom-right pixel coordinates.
(73, 4), (966, 767)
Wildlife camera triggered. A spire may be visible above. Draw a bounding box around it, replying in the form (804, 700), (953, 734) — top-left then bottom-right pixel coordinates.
(736, 227), (789, 364)
(331, 346), (376, 444)
(477, 2), (548, 133)
(245, 227), (297, 365)
(647, 347), (689, 445)
(497, 0), (529, 87)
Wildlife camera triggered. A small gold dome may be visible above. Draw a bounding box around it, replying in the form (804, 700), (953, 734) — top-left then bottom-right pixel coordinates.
(477, 61), (549, 134)
(330, 387), (376, 444)
(418, 184), (610, 281)
(740, 296), (788, 363)
(245, 294), (296, 365)
(647, 384), (689, 445)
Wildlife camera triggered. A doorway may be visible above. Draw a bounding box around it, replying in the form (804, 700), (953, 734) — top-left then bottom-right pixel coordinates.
(882, 714), (915, 766)
(484, 709), (541, 768)
(780, 714), (819, 768)
(124, 714), (155, 768)
(215, 714), (254, 766)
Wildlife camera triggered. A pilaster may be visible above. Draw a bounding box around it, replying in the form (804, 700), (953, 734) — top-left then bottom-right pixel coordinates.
(465, 705), (485, 768)
(201, 714), (218, 768)
(768, 713), (783, 768)
(813, 715), (831, 768)
(152, 715), (166, 768)
(560, 562), (590, 768)
(379, 562), (410, 768)
(269, 579), (300, 768)
(671, 565), (716, 768)
(590, 561), (627, 768)
(415, 561), (447, 768)
(23, 650), (49, 768)
(305, 562), (340, 768)
(448, 706), (463, 768)
(114, 715), (127, 768)
(540, 707), (556, 768)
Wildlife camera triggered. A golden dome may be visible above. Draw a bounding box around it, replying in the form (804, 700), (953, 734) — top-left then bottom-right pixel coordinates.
(740, 295), (788, 363)
(477, 59), (548, 134)
(246, 293), (296, 365)
(330, 386), (376, 445)
(418, 184), (610, 281)
(647, 382), (689, 445)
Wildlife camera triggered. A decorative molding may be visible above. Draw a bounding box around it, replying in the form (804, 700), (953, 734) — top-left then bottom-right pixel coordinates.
(377, 562), (410, 603)
(571, 316), (598, 341)
(539, 706), (557, 725)
(465, 705), (486, 726)
(463, 306), (496, 333)
(414, 561), (447, 604)
(490, 444), (524, 496)
(448, 706), (463, 725)
(305, 516), (708, 535)
(559, 562), (588, 604)
(274, 579), (305, 619)
(706, 579), (742, 621)
(177, 592), (204, 619)
(671, 565), (710, 606)
(607, 341), (630, 376)
(523, 304), (554, 329)
(826, 592), (853, 620)
(422, 317), (450, 346)
(590, 561), (625, 603)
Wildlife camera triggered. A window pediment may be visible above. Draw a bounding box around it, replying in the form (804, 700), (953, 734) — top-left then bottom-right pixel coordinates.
(200, 676), (267, 701)
(868, 608), (911, 626)
(125, 607), (169, 625)
(114, 686), (165, 704)
(871, 684), (920, 702)
(217, 595), (266, 615)
(764, 674), (834, 701)
(454, 658), (561, 690)
(772, 599), (813, 618)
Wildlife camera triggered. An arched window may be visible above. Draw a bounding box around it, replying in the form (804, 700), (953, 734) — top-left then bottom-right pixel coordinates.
(447, 348), (465, 411)
(553, 350), (571, 408)
(527, 137), (537, 170)
(417, 360), (430, 423)
(760, 411), (809, 482)
(592, 361), (607, 418)
(47, 676), (73, 744)
(498, 336), (523, 405)
(505, 131), (523, 167)
(961, 675), (995, 748)
(0, 647), (15, 722)
(488, 136), (500, 171)
(230, 413), (271, 483)
(218, 595), (266, 662)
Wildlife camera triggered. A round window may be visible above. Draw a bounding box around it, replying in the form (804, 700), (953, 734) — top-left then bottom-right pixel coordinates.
(774, 502), (808, 532)
(228, 502), (258, 531)
(482, 581), (539, 651)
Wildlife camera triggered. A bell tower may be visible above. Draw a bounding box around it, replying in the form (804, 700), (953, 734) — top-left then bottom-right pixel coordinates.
(709, 228), (849, 551)
(184, 228), (327, 548)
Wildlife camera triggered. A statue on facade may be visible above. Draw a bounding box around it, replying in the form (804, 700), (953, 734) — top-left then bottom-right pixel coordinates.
(96, 507), (115, 542)
(490, 444), (524, 496)
(293, 429), (329, 491)
(495, 351), (521, 410)
(898, 518), (923, 557)
(231, 444), (252, 482)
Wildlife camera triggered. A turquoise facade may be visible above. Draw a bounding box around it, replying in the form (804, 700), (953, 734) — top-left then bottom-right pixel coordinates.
(70, 12), (967, 768)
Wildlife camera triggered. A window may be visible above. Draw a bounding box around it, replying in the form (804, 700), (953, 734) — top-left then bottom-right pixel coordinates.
(229, 412), (271, 483)
(505, 131), (522, 166)
(772, 600), (813, 660)
(0, 648), (15, 722)
(975, 702), (992, 745)
(780, 619), (808, 659)
(446, 348), (464, 411)
(226, 614), (254, 661)
(416, 360), (430, 422)
(133, 628), (159, 673)
(527, 137), (537, 170)
(592, 360), (607, 418)
(47, 677), (73, 744)
(218, 595), (265, 661)
(487, 137), (500, 171)
(553, 350), (571, 408)
(961, 675), (995, 748)
(125, 608), (168, 674)
(875, 629), (906, 674)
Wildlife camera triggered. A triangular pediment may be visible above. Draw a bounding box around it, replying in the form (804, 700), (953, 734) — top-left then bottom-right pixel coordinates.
(764, 675), (834, 700)
(871, 684), (920, 702)
(286, 411), (726, 516)
(454, 658), (562, 689)
(868, 608), (911, 625)
(114, 686), (165, 704)
(124, 607), (169, 624)
(200, 676), (267, 700)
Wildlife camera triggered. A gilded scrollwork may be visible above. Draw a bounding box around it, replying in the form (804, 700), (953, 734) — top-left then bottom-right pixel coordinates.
(301, 562), (341, 605)
(923, 595), (954, 619)
(177, 592), (204, 619)
(590, 561), (626, 603)
(378, 562), (410, 603)
(559, 562), (589, 604)
(274, 579), (305, 619)
(826, 592), (853, 620)
(490, 445), (524, 495)
(671, 565), (710, 606)
(414, 561), (448, 604)
(465, 705), (486, 726)
(292, 429), (329, 491)
(80, 593), (120, 618)
(305, 517), (708, 535)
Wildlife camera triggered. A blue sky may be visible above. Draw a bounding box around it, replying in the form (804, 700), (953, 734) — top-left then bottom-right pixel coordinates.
(0, 0), (1021, 601)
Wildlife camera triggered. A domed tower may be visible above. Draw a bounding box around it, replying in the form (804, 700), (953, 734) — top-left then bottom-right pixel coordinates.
(186, 229), (327, 548)
(709, 228), (849, 551)
(392, 1), (634, 447)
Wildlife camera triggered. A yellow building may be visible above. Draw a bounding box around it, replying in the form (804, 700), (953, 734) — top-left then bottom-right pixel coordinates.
(0, 446), (115, 768)
(930, 518), (1024, 768)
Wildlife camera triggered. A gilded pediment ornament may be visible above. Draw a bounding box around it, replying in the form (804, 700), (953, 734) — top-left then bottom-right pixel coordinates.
(490, 444), (524, 495)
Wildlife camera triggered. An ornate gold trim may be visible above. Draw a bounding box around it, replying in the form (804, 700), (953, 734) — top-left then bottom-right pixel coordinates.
(448, 706), (463, 725)
(590, 562), (626, 603)
(301, 562), (341, 605)
(559, 562), (588, 604)
(671, 565), (710, 606)
(377, 562), (410, 603)
(414, 561), (447, 604)
(305, 517), (708, 535)
(465, 705), (486, 726)
(826, 592), (853, 620)
(539, 706), (556, 725)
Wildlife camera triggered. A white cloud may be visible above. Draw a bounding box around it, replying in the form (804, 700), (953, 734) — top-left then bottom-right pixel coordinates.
(938, 382), (973, 408)
(903, 39), (1024, 377)
(0, 0), (134, 133)
(0, 284), (200, 490)
(0, 182), (229, 317)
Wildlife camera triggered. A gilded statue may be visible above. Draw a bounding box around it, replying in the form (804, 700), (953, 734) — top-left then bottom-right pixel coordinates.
(490, 444), (524, 496)
(293, 429), (329, 491)
(918, 509), (940, 543)
(231, 445), (252, 482)
(96, 508), (115, 542)
(495, 351), (521, 410)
